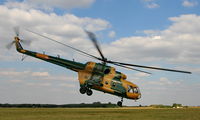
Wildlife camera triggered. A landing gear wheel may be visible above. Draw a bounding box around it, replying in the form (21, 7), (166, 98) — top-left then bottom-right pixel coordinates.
(79, 87), (87, 94)
(86, 89), (93, 96)
(117, 97), (123, 107)
(117, 101), (122, 107)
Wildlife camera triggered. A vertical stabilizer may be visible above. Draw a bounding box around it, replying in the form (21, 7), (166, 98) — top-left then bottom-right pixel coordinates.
(14, 37), (23, 51)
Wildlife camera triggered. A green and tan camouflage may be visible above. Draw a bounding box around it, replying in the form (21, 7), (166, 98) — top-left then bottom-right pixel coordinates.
(14, 36), (141, 106)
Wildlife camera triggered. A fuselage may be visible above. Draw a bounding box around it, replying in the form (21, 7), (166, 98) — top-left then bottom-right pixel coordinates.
(78, 62), (141, 100)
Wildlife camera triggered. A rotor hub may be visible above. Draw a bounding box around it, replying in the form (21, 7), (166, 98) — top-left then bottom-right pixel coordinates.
(14, 36), (20, 42)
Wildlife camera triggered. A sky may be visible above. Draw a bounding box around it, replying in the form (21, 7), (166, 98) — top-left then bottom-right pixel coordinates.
(0, 0), (200, 106)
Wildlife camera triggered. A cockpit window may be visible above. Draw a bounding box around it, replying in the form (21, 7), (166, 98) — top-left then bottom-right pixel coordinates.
(127, 86), (139, 93)
(133, 87), (139, 93)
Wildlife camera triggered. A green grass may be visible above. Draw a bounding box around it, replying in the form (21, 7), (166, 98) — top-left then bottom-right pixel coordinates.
(0, 108), (200, 120)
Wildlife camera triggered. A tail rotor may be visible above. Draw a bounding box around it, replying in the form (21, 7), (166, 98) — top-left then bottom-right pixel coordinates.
(6, 41), (15, 49)
(6, 27), (31, 50)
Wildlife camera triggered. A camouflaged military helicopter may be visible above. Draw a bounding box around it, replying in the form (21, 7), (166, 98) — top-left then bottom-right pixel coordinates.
(7, 27), (191, 107)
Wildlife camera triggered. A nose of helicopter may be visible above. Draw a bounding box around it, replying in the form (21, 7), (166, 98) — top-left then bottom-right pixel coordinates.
(127, 93), (141, 100)
(136, 93), (141, 99)
(126, 86), (141, 100)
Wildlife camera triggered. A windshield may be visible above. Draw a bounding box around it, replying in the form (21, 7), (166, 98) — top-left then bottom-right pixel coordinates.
(128, 86), (140, 94)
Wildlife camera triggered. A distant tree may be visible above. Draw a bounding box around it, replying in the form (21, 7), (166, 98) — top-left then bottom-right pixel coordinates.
(172, 103), (182, 108)
(93, 102), (101, 105)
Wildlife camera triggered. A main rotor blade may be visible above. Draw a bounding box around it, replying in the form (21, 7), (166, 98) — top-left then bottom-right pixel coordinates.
(6, 41), (15, 49)
(14, 26), (20, 37)
(112, 62), (152, 74)
(85, 30), (106, 61)
(26, 29), (102, 60)
(108, 61), (191, 74)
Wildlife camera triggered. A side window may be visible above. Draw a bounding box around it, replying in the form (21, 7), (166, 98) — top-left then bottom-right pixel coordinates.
(127, 85), (133, 93)
(105, 81), (109, 85)
(104, 69), (110, 74)
(128, 85), (131, 92)
(112, 82), (116, 87)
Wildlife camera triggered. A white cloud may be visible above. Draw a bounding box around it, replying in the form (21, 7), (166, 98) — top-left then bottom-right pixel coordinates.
(143, 30), (161, 36)
(26, 83), (36, 86)
(159, 77), (172, 85)
(5, 1), (32, 10)
(44, 76), (76, 81)
(59, 83), (76, 88)
(142, 0), (160, 9)
(108, 31), (116, 38)
(103, 14), (200, 68)
(0, 69), (52, 79)
(38, 83), (52, 86)
(143, 0), (154, 2)
(146, 3), (160, 8)
(32, 72), (50, 77)
(0, 70), (30, 76)
(9, 79), (23, 83)
(5, 0), (95, 10)
(0, 4), (110, 61)
(26, 82), (52, 87)
(182, 0), (198, 7)
(152, 35), (161, 40)
(134, 72), (150, 77)
(147, 77), (182, 86)
(0, 69), (75, 82)
(27, 0), (95, 9)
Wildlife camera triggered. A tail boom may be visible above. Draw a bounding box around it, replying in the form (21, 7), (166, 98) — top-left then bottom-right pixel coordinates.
(15, 40), (85, 72)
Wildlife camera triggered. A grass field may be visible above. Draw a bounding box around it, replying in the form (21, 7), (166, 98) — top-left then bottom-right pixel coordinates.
(0, 108), (200, 120)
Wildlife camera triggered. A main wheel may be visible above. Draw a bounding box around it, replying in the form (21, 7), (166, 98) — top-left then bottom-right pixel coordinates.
(79, 87), (87, 94)
(117, 101), (122, 107)
(86, 89), (93, 96)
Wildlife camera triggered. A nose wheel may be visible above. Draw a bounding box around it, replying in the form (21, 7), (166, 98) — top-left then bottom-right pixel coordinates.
(117, 97), (123, 107)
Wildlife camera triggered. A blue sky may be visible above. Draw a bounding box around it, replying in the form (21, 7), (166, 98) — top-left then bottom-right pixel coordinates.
(70, 0), (200, 38)
(0, 0), (200, 106)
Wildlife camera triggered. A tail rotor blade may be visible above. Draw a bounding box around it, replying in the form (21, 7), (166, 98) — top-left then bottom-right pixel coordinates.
(6, 41), (15, 49)
(14, 26), (20, 37)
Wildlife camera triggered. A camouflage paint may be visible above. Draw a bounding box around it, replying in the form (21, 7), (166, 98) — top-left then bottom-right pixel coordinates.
(15, 37), (141, 100)
(78, 61), (141, 100)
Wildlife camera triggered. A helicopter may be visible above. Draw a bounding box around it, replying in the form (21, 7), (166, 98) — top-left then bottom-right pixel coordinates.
(7, 27), (191, 107)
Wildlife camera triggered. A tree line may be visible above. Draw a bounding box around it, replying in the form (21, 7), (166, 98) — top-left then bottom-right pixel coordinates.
(0, 102), (117, 108)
